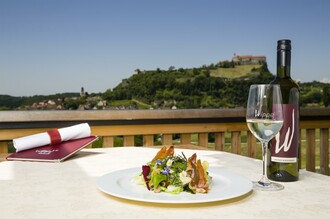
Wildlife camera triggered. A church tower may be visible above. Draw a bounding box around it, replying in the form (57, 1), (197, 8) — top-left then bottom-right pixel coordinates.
(80, 87), (85, 97)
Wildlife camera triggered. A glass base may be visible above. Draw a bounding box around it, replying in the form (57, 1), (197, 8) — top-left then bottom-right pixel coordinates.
(253, 181), (284, 191)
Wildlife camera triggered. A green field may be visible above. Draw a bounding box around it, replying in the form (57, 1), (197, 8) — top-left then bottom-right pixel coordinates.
(210, 64), (261, 78)
(109, 99), (151, 109)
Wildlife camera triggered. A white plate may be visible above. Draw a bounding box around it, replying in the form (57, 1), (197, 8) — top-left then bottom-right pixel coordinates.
(97, 167), (252, 204)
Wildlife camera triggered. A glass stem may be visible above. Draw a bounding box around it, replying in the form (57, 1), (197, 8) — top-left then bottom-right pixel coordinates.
(259, 142), (271, 186)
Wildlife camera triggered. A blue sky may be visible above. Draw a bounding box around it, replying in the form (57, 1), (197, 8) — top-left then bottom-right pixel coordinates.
(1, 0), (329, 96)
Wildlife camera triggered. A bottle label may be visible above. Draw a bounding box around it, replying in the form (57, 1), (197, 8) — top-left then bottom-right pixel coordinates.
(270, 104), (298, 163)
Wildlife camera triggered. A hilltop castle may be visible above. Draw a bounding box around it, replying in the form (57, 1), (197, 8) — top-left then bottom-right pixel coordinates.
(232, 55), (266, 65)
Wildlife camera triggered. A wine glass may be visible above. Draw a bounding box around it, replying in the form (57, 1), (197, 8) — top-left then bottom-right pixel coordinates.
(246, 84), (284, 191)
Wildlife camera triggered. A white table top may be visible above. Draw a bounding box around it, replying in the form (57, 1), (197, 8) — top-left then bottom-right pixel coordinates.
(1, 147), (329, 219)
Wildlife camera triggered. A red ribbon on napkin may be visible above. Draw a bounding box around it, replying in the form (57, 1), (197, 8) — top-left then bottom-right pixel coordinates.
(47, 129), (62, 145)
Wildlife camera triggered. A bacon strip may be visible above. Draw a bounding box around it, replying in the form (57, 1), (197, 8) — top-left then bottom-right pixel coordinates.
(151, 146), (174, 162)
(186, 153), (209, 193)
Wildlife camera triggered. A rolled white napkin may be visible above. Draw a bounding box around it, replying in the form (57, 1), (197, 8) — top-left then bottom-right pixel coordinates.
(13, 123), (91, 152)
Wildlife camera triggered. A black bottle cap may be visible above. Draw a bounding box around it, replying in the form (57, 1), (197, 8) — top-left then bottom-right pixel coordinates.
(277, 39), (291, 51)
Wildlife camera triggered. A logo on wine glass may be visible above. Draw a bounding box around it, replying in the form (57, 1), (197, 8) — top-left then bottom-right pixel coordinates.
(254, 109), (275, 120)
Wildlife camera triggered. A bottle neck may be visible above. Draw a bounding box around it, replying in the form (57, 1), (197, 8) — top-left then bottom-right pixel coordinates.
(277, 50), (291, 78)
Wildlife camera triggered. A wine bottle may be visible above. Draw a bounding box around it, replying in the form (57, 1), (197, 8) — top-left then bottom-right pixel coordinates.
(267, 39), (300, 182)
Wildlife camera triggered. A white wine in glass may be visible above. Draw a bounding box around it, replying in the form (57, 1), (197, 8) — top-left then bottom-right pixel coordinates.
(246, 84), (284, 191)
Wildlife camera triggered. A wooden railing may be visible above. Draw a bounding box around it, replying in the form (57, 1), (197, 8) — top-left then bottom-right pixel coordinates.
(0, 108), (329, 175)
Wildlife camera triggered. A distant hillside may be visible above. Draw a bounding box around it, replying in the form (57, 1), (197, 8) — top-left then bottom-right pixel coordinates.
(1, 58), (329, 110)
(102, 62), (275, 109)
(0, 93), (80, 110)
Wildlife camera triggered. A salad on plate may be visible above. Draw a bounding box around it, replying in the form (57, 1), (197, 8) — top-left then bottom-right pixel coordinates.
(133, 146), (211, 194)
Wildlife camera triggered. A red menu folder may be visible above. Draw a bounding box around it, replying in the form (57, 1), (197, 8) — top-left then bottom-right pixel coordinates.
(6, 136), (98, 162)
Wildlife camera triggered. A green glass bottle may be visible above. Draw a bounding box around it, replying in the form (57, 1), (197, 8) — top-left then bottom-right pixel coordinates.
(268, 39), (300, 182)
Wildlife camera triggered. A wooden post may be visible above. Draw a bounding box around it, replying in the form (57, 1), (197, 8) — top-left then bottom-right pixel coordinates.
(102, 136), (114, 147)
(198, 133), (208, 148)
(247, 131), (257, 158)
(0, 141), (8, 153)
(143, 135), (154, 146)
(306, 129), (316, 172)
(162, 134), (173, 145)
(124, 135), (135, 146)
(320, 128), (329, 175)
(215, 132), (225, 151)
(298, 129), (302, 169)
(231, 131), (241, 155)
(181, 134), (191, 145)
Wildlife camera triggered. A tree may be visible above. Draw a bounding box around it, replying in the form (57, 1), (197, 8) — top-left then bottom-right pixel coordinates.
(63, 98), (83, 110)
(300, 88), (322, 106)
(102, 89), (113, 101)
(201, 95), (221, 108)
(192, 68), (199, 76)
(322, 85), (330, 107)
(220, 60), (235, 68)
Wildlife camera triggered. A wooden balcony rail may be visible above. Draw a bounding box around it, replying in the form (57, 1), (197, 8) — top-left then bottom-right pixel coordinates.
(0, 108), (329, 176)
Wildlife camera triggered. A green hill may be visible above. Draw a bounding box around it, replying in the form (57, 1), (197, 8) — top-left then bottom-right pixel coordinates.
(103, 62), (274, 109)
